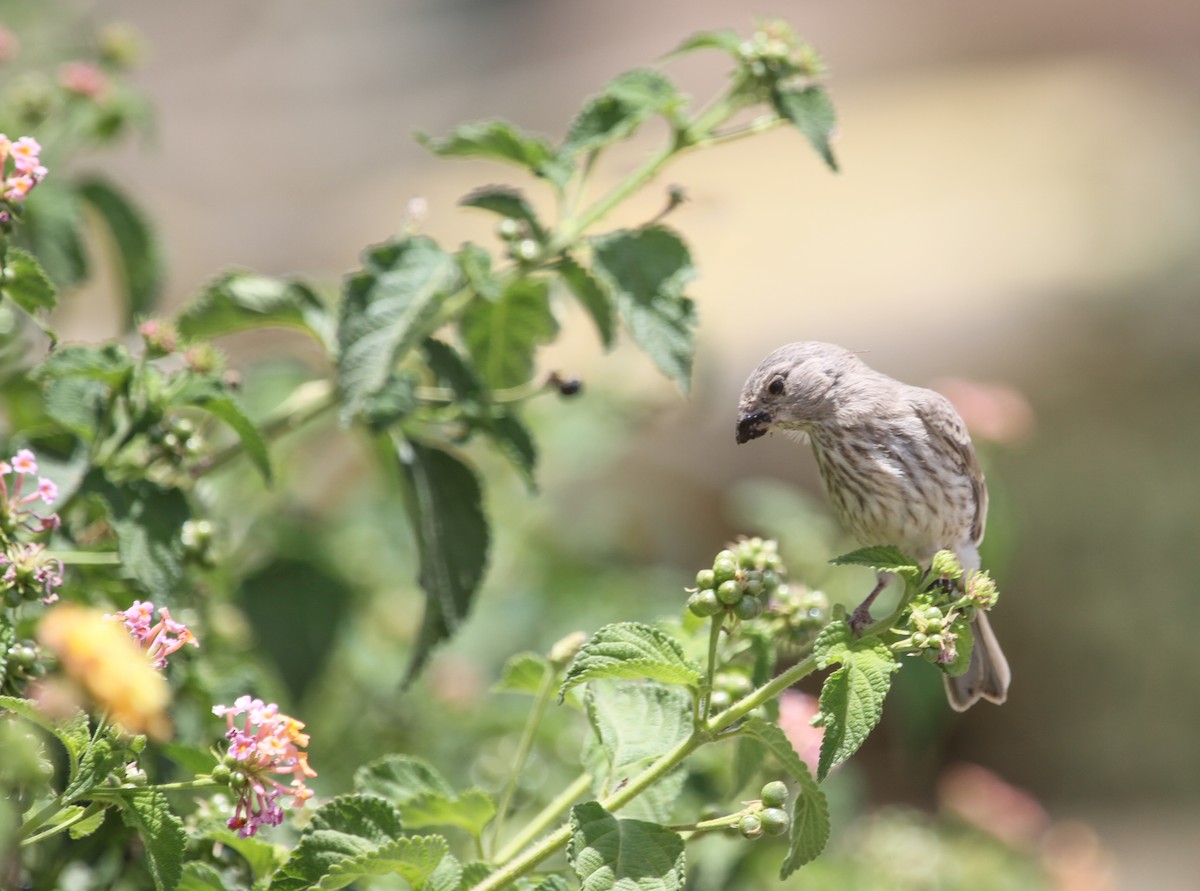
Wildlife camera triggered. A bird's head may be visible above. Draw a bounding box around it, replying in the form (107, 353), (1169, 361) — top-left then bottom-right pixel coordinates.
(735, 341), (853, 444)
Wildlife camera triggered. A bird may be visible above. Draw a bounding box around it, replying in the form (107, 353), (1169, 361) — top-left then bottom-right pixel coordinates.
(735, 341), (1010, 711)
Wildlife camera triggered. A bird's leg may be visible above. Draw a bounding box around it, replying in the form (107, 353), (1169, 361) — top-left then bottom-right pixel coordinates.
(849, 574), (890, 634)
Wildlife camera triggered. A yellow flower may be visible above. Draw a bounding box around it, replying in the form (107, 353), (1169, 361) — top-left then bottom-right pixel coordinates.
(38, 604), (172, 739)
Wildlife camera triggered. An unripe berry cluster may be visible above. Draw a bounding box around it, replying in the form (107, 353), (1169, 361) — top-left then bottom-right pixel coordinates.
(687, 537), (784, 621)
(495, 217), (539, 265)
(738, 780), (791, 839)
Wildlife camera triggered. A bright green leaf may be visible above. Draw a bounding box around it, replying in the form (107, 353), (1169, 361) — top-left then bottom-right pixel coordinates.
(772, 84), (839, 172)
(492, 652), (550, 696)
(62, 726), (123, 804)
(534, 878), (572, 891)
(117, 791), (185, 891)
(396, 439), (490, 685)
(457, 242), (503, 301)
(559, 254), (615, 350)
(82, 470), (189, 593)
(563, 70), (683, 157)
(740, 718), (830, 876)
(67, 806), (108, 839)
(402, 789), (496, 838)
(34, 342), (133, 385)
(567, 801), (685, 891)
(829, 545), (920, 577)
(589, 227), (696, 393)
(354, 754), (454, 803)
(427, 853), (463, 891)
(667, 29), (744, 58)
(1, 246), (57, 315)
(269, 794), (405, 891)
(77, 177), (163, 323)
(179, 862), (228, 891)
(560, 622), (702, 700)
(582, 682), (691, 822)
(316, 836), (448, 890)
(459, 278), (557, 389)
(203, 827), (288, 882)
(417, 120), (569, 189)
(337, 236), (460, 423)
(177, 272), (333, 347)
(812, 621), (899, 780)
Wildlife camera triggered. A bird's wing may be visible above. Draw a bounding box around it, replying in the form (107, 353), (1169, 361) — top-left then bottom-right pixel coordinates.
(913, 389), (988, 547)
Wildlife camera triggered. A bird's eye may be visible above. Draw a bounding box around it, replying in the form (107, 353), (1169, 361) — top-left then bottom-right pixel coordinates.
(767, 377), (785, 396)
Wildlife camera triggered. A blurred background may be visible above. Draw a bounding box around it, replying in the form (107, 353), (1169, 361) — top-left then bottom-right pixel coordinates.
(9, 0), (1200, 888)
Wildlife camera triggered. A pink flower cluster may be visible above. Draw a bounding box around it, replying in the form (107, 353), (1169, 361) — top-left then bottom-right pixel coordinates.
(0, 135), (47, 203)
(58, 61), (109, 99)
(213, 696), (317, 838)
(106, 600), (198, 668)
(0, 449), (63, 604)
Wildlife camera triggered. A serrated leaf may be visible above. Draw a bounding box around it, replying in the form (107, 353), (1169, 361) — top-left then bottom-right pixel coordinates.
(177, 271), (333, 347)
(317, 836), (448, 890)
(0, 696), (91, 767)
(82, 470), (190, 593)
(562, 70), (683, 157)
(461, 186), (547, 242)
(34, 342), (133, 385)
(77, 176), (163, 323)
(67, 805), (108, 839)
(559, 254), (615, 349)
(740, 718), (830, 876)
(1, 245), (57, 315)
(396, 439), (490, 685)
(459, 278), (557, 390)
(269, 794), (406, 891)
(811, 622), (899, 780)
(337, 236), (460, 423)
(493, 652), (551, 695)
(559, 623), (702, 700)
(171, 373), (273, 484)
(427, 853), (463, 891)
(403, 789), (495, 838)
(829, 545), (920, 577)
(417, 120), (570, 189)
(18, 181), (89, 290)
(117, 791), (185, 891)
(568, 801), (685, 891)
(457, 242), (503, 302)
(62, 726), (123, 804)
(41, 377), (109, 440)
(203, 827), (287, 881)
(359, 371), (419, 432)
(460, 861), (493, 888)
(534, 877), (572, 891)
(487, 409), (538, 492)
(589, 227), (696, 393)
(771, 84), (839, 172)
(582, 682), (691, 822)
(666, 29), (744, 58)
(354, 754), (454, 802)
(424, 337), (484, 405)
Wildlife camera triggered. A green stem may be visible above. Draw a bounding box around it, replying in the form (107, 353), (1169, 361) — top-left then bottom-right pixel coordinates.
(492, 772), (592, 865)
(489, 662), (561, 857)
(19, 801), (104, 846)
(666, 812), (745, 834)
(701, 617), (723, 723)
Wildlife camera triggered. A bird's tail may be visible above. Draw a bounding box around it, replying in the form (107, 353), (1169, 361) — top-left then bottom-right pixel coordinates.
(944, 611), (1011, 711)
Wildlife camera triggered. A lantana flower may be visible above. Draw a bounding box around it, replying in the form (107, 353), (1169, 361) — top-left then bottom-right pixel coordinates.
(106, 600), (198, 668)
(213, 696), (316, 837)
(0, 134), (48, 204)
(1, 449), (64, 604)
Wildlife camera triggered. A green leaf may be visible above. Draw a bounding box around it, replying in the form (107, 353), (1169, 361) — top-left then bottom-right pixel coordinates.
(457, 242), (503, 302)
(177, 272), (333, 347)
(170, 373), (273, 484)
(567, 801), (685, 891)
(19, 182), (89, 289)
(0, 696), (90, 767)
(417, 120), (570, 190)
(358, 371), (419, 432)
(740, 718), (830, 876)
(560, 622), (702, 700)
(811, 621), (899, 781)
(582, 682), (691, 822)
(427, 853), (463, 891)
(337, 236), (460, 423)
(534, 877), (572, 891)
(402, 789), (496, 838)
(82, 470), (190, 592)
(34, 342), (133, 385)
(460, 861), (493, 888)
(270, 797), (448, 891)
(203, 827), (287, 882)
(492, 652), (551, 695)
(667, 29), (744, 58)
(67, 805), (108, 839)
(117, 791), (185, 891)
(1, 246), (58, 315)
(487, 409), (538, 493)
(0, 624), (12, 688)
(161, 742), (218, 776)
(397, 439), (490, 685)
(939, 618), (974, 678)
(459, 278), (557, 390)
(179, 862), (228, 891)
(589, 227), (696, 393)
(559, 254), (615, 350)
(354, 754), (454, 803)
(771, 85), (839, 172)
(563, 70), (683, 157)
(829, 545), (921, 577)
(460, 186), (547, 242)
(423, 337), (485, 406)
(77, 176), (163, 323)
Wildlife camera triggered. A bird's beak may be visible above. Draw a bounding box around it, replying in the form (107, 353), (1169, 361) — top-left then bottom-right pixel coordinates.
(736, 409), (771, 444)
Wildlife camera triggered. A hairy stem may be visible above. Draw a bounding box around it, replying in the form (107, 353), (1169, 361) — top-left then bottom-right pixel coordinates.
(492, 772), (592, 865)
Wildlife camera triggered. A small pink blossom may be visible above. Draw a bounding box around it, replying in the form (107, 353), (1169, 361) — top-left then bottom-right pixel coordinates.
(1, 542), (63, 603)
(11, 449), (37, 475)
(106, 600), (198, 669)
(0, 26), (18, 65)
(214, 696), (316, 837)
(58, 61), (109, 99)
(37, 478), (58, 505)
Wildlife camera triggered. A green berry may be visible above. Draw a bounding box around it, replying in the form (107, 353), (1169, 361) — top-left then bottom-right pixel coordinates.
(738, 813), (764, 839)
(496, 218), (521, 240)
(709, 689), (732, 712)
(733, 595), (763, 620)
(713, 557), (738, 585)
(762, 570), (781, 592)
(695, 568), (715, 589)
(688, 589), (722, 618)
(717, 579), (743, 605)
(760, 807), (789, 836)
(210, 763), (232, 784)
(760, 781), (788, 808)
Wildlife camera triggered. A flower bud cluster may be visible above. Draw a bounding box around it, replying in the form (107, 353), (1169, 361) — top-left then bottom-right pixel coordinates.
(738, 780), (792, 839)
(105, 599), (198, 669)
(736, 21), (824, 82)
(687, 537), (785, 622)
(0, 450), (63, 606)
(891, 552), (1002, 666)
(894, 597), (961, 665)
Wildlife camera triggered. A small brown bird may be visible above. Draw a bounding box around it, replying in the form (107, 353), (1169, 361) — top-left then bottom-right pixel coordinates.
(736, 341), (1010, 710)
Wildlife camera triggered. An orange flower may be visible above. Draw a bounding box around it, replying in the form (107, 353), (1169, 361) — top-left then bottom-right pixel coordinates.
(38, 604), (172, 739)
